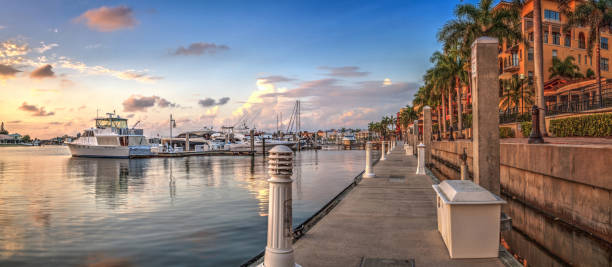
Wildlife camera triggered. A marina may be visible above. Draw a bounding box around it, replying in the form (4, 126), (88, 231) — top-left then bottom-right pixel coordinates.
(0, 146), (366, 266)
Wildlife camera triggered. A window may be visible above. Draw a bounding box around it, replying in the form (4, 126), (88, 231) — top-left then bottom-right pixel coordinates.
(579, 33), (586, 49)
(590, 56), (593, 66)
(602, 37), (608, 50)
(512, 53), (519, 66)
(601, 58), (609, 71)
(528, 32), (534, 41)
(564, 33), (571, 47)
(528, 48), (534, 61)
(579, 54), (581, 64)
(552, 50), (557, 59)
(544, 31), (548, 43)
(545, 10), (560, 21)
(528, 71), (534, 85)
(552, 32), (560, 45)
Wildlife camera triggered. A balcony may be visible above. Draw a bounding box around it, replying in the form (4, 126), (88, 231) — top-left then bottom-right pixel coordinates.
(503, 64), (520, 73)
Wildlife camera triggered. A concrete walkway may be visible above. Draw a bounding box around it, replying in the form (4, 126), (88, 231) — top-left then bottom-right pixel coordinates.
(293, 146), (505, 267)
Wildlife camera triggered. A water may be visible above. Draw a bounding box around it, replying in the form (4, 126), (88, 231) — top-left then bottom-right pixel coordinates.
(0, 146), (365, 266)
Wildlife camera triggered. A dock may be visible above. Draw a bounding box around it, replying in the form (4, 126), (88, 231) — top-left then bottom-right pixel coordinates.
(292, 147), (511, 266)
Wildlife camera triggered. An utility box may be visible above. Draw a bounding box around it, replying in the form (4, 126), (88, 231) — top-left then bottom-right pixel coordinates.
(432, 180), (506, 259)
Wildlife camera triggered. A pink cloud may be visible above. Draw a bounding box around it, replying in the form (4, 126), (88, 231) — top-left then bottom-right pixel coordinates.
(75, 5), (137, 32)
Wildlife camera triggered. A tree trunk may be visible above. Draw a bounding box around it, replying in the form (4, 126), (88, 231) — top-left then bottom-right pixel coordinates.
(437, 106), (442, 136)
(456, 76), (463, 138)
(596, 27), (602, 108)
(533, 0), (548, 136)
(441, 93), (447, 137)
(448, 89), (454, 134)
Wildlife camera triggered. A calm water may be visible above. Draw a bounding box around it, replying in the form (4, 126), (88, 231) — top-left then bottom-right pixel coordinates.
(0, 146), (366, 266)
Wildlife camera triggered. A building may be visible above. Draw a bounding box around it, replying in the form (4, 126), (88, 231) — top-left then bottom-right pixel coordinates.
(496, 0), (611, 83)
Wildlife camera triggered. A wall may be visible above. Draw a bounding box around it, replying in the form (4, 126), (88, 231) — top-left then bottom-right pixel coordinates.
(429, 140), (612, 267)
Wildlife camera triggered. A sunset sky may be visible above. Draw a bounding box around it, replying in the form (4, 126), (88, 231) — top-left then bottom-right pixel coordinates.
(0, 0), (461, 139)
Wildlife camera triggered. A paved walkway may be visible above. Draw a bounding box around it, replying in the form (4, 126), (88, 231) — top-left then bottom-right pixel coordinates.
(293, 146), (505, 267)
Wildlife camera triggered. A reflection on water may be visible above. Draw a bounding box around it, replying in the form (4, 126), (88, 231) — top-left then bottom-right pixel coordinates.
(0, 146), (364, 266)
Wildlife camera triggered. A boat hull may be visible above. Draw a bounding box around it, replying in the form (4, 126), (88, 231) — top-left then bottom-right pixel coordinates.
(67, 143), (130, 158)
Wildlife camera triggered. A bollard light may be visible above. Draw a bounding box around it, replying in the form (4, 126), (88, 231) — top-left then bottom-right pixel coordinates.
(364, 142), (375, 178)
(416, 143), (426, 175)
(380, 141), (387, 161)
(261, 145), (301, 267)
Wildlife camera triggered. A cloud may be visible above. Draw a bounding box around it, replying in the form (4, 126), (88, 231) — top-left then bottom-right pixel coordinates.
(32, 88), (59, 93)
(172, 42), (229, 56)
(231, 77), (419, 131)
(0, 41), (29, 58)
(319, 66), (369, 77)
(198, 97), (230, 107)
(0, 64), (21, 79)
(383, 78), (392, 86)
(57, 56), (162, 83)
(18, 102), (55, 116)
(8, 120), (21, 123)
(122, 95), (176, 112)
(0, 26), (5, 30)
(30, 64), (55, 79)
(258, 75), (295, 84)
(36, 42), (58, 53)
(75, 5), (137, 32)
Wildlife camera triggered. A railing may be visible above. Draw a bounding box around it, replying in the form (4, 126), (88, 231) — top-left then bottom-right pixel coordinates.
(545, 89), (612, 116)
(499, 107), (532, 124)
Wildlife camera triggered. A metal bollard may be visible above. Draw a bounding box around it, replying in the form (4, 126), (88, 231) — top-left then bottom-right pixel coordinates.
(261, 145), (300, 267)
(380, 141), (386, 161)
(364, 142), (375, 178)
(416, 143), (426, 175)
(528, 105), (544, 144)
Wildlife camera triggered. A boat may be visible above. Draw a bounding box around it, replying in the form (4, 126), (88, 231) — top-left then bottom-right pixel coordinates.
(342, 133), (356, 146)
(67, 113), (152, 158)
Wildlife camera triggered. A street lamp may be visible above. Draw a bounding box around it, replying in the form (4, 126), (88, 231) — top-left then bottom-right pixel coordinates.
(519, 73), (526, 114)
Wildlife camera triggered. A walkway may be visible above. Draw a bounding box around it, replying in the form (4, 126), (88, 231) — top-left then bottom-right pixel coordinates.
(293, 145), (505, 267)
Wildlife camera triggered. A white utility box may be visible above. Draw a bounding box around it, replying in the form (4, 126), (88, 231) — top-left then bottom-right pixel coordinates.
(432, 180), (506, 259)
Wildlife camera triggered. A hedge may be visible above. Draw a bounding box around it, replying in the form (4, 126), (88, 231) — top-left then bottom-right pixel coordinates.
(520, 122), (532, 137)
(499, 127), (515, 138)
(549, 113), (612, 137)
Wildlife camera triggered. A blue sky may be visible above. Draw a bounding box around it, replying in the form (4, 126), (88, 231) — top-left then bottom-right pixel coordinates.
(0, 0), (473, 138)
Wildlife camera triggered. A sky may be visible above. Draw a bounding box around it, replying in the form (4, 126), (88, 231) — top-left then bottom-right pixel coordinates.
(0, 0), (470, 139)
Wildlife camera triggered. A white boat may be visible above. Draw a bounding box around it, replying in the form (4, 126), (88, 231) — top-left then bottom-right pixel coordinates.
(67, 113), (152, 158)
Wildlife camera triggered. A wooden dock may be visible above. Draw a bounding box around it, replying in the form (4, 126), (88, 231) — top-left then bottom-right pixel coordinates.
(292, 145), (514, 266)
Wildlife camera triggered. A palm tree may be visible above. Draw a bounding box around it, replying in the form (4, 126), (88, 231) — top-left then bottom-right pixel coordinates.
(549, 56), (584, 79)
(399, 105), (419, 139)
(533, 0), (548, 135)
(501, 74), (535, 114)
(438, 0), (523, 136)
(564, 0), (612, 107)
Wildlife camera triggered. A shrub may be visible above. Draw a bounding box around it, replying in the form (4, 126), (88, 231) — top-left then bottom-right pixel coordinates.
(549, 113), (612, 137)
(499, 127), (515, 138)
(520, 121), (532, 137)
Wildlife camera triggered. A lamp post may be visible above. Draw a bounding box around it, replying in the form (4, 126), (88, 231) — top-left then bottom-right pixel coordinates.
(519, 73), (526, 114)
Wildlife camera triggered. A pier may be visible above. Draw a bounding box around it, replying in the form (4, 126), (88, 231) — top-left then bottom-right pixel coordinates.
(291, 146), (513, 267)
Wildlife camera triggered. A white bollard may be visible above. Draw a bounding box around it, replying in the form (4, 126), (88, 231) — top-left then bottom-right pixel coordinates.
(364, 142), (375, 178)
(386, 141), (392, 155)
(261, 145), (301, 267)
(416, 143), (426, 175)
(380, 141), (387, 161)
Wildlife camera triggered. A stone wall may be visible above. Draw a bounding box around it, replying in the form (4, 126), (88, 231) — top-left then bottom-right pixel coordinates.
(429, 140), (612, 267)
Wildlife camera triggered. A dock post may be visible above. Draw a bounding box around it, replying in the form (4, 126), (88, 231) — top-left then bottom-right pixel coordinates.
(185, 133), (190, 152)
(262, 138), (266, 155)
(386, 140), (391, 155)
(250, 129), (255, 154)
(471, 37), (501, 195)
(261, 145), (300, 267)
(380, 141), (386, 161)
(364, 142), (375, 178)
(416, 143), (426, 175)
(423, 106), (432, 164)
